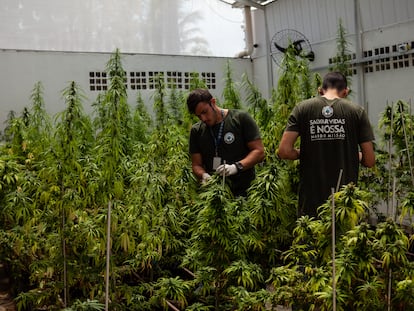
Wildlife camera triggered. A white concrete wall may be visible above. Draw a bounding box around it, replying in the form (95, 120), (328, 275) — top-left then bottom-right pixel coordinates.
(252, 0), (414, 126)
(0, 50), (253, 128)
(3, 0), (414, 131)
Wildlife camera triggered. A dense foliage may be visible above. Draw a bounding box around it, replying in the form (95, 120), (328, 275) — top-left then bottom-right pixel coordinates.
(0, 46), (413, 311)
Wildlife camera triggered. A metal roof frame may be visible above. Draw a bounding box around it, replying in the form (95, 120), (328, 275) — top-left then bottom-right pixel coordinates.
(218, 0), (277, 9)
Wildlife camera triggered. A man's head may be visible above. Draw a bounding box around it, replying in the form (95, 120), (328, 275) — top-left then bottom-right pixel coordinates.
(187, 88), (213, 114)
(187, 88), (220, 126)
(321, 71), (349, 98)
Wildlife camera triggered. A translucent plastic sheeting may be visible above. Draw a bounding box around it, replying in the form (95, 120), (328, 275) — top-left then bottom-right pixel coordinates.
(0, 0), (245, 57)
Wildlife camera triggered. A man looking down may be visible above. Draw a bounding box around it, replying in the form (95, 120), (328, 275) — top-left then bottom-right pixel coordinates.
(187, 88), (265, 197)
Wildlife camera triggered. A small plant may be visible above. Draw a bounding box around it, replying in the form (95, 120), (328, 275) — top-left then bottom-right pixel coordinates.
(64, 299), (105, 311)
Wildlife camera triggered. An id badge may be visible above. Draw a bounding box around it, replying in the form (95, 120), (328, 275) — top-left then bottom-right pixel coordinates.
(212, 157), (222, 170)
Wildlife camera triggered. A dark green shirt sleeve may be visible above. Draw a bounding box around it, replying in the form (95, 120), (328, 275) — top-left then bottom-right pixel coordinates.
(239, 111), (261, 142)
(286, 105), (300, 133)
(358, 108), (375, 143)
(189, 123), (202, 154)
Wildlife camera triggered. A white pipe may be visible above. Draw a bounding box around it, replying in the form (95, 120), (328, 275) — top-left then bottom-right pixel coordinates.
(264, 7), (274, 98)
(354, 0), (367, 110)
(236, 6), (254, 58)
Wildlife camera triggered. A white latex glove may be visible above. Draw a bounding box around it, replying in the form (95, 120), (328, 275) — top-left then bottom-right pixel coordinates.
(201, 173), (211, 184)
(216, 164), (238, 176)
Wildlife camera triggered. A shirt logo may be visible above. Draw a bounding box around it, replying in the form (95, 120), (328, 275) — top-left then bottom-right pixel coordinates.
(224, 132), (235, 144)
(322, 106), (334, 118)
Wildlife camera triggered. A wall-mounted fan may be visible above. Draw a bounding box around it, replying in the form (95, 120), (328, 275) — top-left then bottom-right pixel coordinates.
(270, 29), (315, 68)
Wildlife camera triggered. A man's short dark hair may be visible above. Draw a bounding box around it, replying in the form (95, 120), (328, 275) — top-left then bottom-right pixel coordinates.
(187, 88), (213, 114)
(322, 71), (348, 92)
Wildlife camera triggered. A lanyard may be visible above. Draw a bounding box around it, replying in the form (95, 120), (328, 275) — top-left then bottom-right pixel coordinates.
(209, 109), (225, 157)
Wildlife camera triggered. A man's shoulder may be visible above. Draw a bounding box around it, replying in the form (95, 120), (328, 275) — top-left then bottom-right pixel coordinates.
(298, 97), (364, 111)
(191, 121), (206, 132)
(297, 97), (324, 107)
(302, 97), (323, 104)
(337, 98), (366, 113)
(293, 97), (325, 113)
(228, 109), (255, 120)
(228, 109), (247, 116)
(224, 109), (247, 123)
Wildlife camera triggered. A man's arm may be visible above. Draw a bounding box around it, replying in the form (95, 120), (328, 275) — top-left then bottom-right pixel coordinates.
(359, 141), (375, 168)
(277, 131), (300, 160)
(238, 138), (265, 169)
(191, 153), (207, 180)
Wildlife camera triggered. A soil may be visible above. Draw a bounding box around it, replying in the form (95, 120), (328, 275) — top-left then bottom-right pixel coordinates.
(0, 264), (15, 311)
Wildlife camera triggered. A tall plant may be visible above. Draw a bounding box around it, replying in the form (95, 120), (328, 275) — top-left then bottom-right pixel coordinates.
(6, 82), (52, 156)
(183, 179), (263, 310)
(2, 113), (27, 156)
(242, 74), (272, 131)
(131, 91), (152, 143)
(247, 162), (296, 266)
(330, 18), (353, 88)
(368, 100), (414, 218)
(152, 74), (168, 129)
(53, 81), (94, 305)
(167, 87), (185, 126)
(93, 48), (133, 309)
(95, 48), (133, 164)
(265, 45), (316, 154)
(29, 82), (51, 133)
(222, 61), (242, 109)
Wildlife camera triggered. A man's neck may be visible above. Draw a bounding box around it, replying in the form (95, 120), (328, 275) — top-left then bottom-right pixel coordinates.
(322, 90), (341, 100)
(215, 108), (227, 124)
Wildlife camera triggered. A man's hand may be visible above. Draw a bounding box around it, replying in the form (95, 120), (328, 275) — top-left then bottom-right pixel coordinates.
(216, 164), (238, 176)
(201, 173), (211, 184)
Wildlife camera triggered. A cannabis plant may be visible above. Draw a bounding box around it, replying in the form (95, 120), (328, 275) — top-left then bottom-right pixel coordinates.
(242, 73), (272, 131)
(330, 18), (353, 88)
(222, 61), (242, 109)
(183, 178), (264, 310)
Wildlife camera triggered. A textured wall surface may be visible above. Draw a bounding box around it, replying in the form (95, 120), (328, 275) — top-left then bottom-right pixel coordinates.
(0, 50), (252, 129)
(253, 0), (414, 124)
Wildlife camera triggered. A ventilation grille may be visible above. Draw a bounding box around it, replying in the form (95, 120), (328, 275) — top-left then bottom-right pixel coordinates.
(328, 54), (357, 76)
(89, 71), (108, 91)
(328, 40), (414, 75)
(90, 71), (216, 91)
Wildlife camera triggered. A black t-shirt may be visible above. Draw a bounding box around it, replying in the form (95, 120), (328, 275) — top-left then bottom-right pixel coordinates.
(189, 109), (261, 195)
(286, 97), (374, 217)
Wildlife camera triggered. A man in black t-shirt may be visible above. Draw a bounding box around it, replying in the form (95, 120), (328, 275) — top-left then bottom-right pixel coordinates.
(278, 72), (375, 217)
(187, 88), (265, 196)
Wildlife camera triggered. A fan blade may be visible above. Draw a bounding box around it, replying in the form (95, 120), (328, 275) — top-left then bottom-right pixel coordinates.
(273, 41), (287, 53)
(305, 51), (315, 61)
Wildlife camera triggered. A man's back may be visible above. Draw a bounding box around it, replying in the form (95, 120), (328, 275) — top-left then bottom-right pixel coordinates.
(286, 96), (374, 217)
